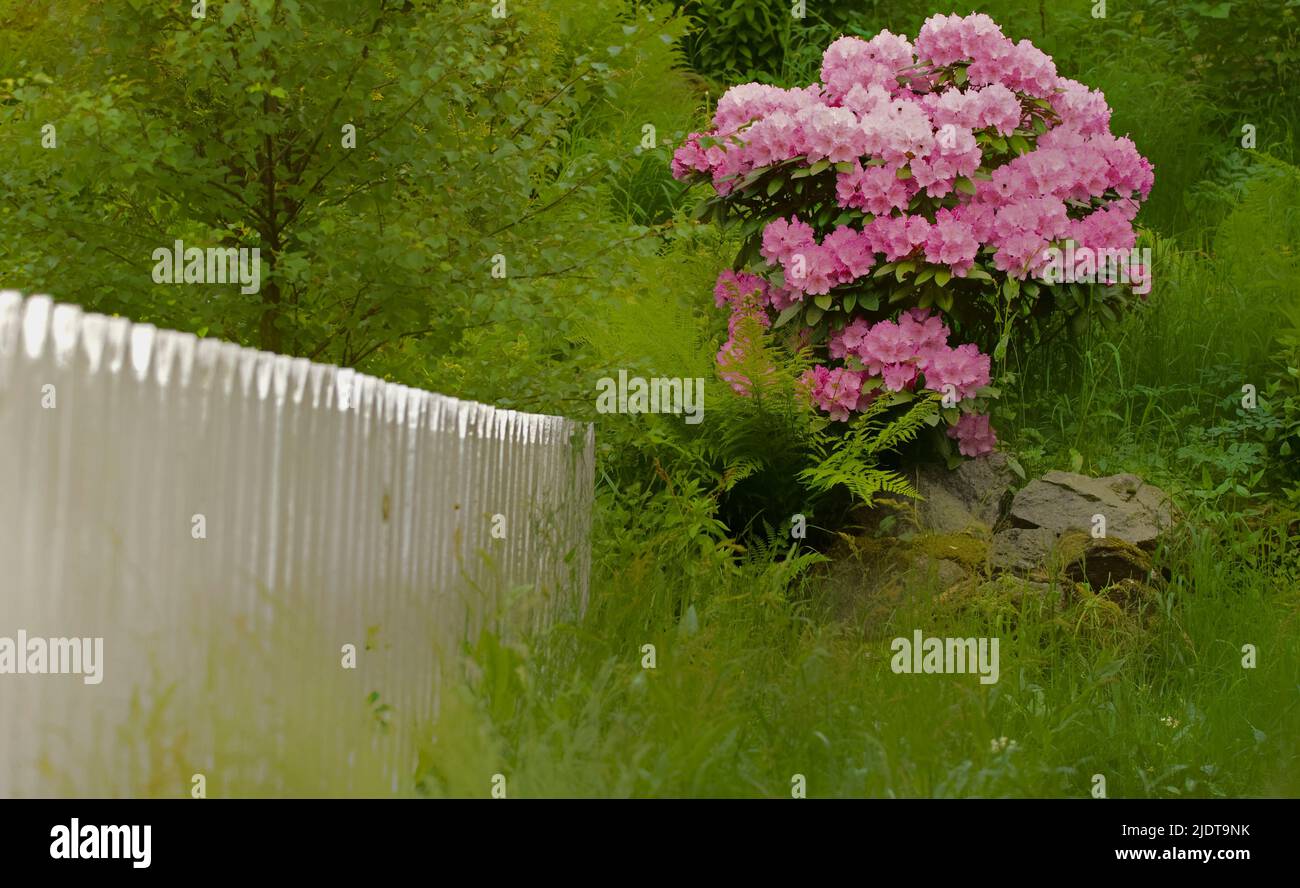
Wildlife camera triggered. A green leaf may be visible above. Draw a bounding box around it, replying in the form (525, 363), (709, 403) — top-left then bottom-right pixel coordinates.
(857, 292), (879, 311)
(804, 305), (824, 325)
(934, 269), (951, 287)
(766, 176), (784, 197)
(814, 294), (833, 311)
(955, 176), (976, 196)
(774, 303), (801, 328)
(994, 333), (1010, 362)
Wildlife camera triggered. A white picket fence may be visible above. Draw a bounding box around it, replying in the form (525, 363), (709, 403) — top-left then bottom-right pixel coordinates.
(0, 292), (594, 797)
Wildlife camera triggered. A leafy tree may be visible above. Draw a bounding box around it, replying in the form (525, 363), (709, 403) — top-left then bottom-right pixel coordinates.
(0, 0), (698, 381)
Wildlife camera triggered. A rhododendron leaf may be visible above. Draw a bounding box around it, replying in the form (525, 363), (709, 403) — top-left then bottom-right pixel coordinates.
(766, 176), (784, 197)
(895, 261), (916, 282)
(890, 287), (911, 304)
(936, 290), (954, 313)
(923, 411), (941, 427)
(954, 66), (968, 86)
(1003, 277), (1020, 300)
(1009, 135), (1031, 155)
(942, 407), (961, 425)
(896, 166), (912, 180)
(774, 304), (802, 328)
(843, 292), (857, 312)
(858, 293), (880, 311)
(805, 305), (824, 325)
(873, 263), (896, 279)
(814, 294), (833, 311)
(915, 268), (935, 285)
(918, 290), (934, 309)
(955, 177), (977, 196)
(834, 162), (856, 174)
(965, 267), (993, 282)
(807, 159), (830, 175)
(934, 269), (952, 288)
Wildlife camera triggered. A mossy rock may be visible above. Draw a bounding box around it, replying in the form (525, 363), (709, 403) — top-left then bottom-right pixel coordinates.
(936, 574), (1067, 624)
(914, 532), (989, 572)
(1053, 530), (1154, 589)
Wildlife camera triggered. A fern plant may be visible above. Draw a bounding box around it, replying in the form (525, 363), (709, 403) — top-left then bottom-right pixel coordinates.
(799, 391), (939, 505)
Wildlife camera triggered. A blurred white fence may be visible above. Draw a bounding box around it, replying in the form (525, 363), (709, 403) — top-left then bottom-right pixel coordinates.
(0, 291), (594, 797)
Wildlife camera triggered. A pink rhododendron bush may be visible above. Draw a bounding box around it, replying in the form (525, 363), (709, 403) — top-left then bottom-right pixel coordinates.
(674, 13), (1154, 460)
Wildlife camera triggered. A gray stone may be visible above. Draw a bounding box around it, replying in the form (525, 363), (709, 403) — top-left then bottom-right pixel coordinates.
(911, 451), (1015, 535)
(989, 527), (1058, 576)
(1006, 470), (1177, 550)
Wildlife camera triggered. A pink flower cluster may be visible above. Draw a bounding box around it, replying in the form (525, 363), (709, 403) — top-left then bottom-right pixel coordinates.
(914, 13), (1059, 96)
(948, 413), (997, 456)
(800, 309), (996, 454)
(672, 13), (1153, 281)
(759, 211), (986, 296)
(826, 308), (991, 401)
(801, 365), (872, 422)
